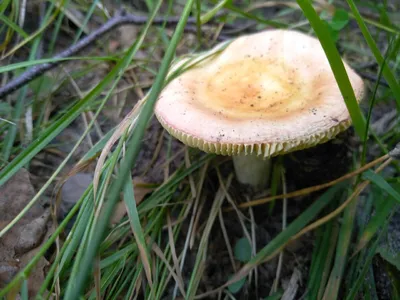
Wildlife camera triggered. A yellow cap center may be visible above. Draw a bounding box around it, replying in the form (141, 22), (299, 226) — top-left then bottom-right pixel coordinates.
(196, 58), (315, 120)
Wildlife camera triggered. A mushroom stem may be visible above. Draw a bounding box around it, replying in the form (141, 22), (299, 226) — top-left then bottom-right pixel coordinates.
(232, 154), (271, 190)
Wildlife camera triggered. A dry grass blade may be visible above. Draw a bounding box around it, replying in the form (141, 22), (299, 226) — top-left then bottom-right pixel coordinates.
(190, 196), (206, 249)
(281, 268), (302, 300)
(166, 212), (185, 291)
(218, 209), (237, 272)
(318, 223), (340, 299)
(172, 162), (209, 298)
(188, 163), (210, 248)
(195, 248), (284, 299)
(124, 178), (153, 287)
(229, 158), (395, 289)
(93, 100), (144, 197)
(151, 242), (186, 298)
(140, 130), (165, 177)
(196, 182), (346, 299)
(246, 195), (258, 290)
(351, 168), (400, 256)
(233, 153), (389, 210)
(217, 170), (251, 237)
(186, 174), (233, 299)
(290, 158), (393, 243)
(3, 2), (62, 59)
(271, 169), (288, 294)
(55, 156), (97, 216)
(185, 148), (197, 199)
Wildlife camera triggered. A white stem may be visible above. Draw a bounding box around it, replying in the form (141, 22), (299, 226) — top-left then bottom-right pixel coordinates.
(232, 153), (270, 189)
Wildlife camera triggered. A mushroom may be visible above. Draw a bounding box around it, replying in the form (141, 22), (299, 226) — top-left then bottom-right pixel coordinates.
(154, 29), (364, 189)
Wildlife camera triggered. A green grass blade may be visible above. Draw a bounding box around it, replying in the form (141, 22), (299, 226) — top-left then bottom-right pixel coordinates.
(2, 7), (45, 161)
(0, 56), (116, 73)
(317, 222), (340, 299)
(346, 219), (391, 300)
(72, 0), (101, 44)
(306, 226), (325, 298)
(363, 171), (400, 202)
(0, 73), (117, 239)
(186, 175), (232, 298)
(194, 0), (202, 44)
(63, 130), (127, 296)
(355, 197), (397, 254)
(353, 174), (400, 253)
(3, 0), (63, 58)
(360, 40), (392, 164)
(38, 196), (93, 296)
(138, 154), (213, 212)
(296, 0), (366, 139)
(229, 183), (345, 285)
(123, 175), (153, 285)
(345, 0), (400, 109)
(345, 193), (375, 288)
(0, 60), (129, 185)
(81, 128), (115, 161)
(2, 85), (28, 162)
(20, 280), (28, 300)
(0, 13), (28, 38)
(306, 220), (339, 299)
(323, 189), (356, 300)
(200, 0), (229, 24)
(0, 177), (89, 297)
(223, 2), (286, 28)
(63, 0), (195, 297)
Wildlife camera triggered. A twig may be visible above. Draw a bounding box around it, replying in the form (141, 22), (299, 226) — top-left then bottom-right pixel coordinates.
(0, 12), (225, 99)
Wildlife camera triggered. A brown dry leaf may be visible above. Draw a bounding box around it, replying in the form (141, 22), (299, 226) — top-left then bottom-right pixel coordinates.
(110, 177), (155, 225)
(0, 169), (51, 297)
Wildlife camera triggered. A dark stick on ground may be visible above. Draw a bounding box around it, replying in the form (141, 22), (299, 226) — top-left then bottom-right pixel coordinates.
(0, 12), (228, 99)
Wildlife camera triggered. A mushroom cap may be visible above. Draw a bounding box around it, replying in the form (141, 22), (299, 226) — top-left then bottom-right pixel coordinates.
(155, 29), (364, 157)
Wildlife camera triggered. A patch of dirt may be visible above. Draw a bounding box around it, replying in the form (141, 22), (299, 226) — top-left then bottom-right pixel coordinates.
(0, 169), (52, 297)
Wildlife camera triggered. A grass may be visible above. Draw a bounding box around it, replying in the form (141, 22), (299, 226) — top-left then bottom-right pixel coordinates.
(0, 0), (399, 299)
